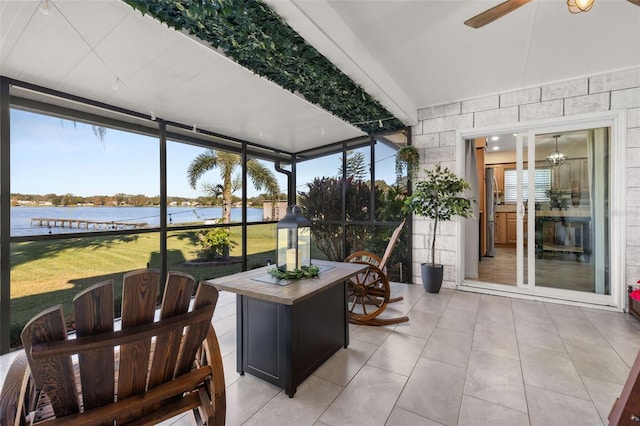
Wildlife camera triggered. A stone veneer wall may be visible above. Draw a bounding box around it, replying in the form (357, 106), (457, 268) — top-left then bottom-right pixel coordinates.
(411, 66), (640, 290)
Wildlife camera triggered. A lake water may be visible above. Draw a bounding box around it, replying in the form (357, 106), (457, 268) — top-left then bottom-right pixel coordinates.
(11, 206), (265, 237)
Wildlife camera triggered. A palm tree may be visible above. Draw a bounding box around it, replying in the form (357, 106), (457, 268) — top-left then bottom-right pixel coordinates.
(187, 150), (280, 223)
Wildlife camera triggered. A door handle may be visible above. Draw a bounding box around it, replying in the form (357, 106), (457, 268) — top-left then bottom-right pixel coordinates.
(517, 202), (525, 219)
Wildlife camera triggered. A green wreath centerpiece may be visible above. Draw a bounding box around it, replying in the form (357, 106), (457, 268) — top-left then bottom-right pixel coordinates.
(268, 264), (320, 280)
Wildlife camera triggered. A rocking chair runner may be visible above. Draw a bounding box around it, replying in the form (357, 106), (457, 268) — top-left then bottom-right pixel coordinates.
(0, 269), (226, 426)
(344, 220), (409, 326)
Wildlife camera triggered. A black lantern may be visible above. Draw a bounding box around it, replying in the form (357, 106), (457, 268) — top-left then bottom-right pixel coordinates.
(276, 205), (311, 271)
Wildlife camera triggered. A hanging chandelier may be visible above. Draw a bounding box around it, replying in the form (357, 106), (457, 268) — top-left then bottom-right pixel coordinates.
(567, 0), (595, 14)
(546, 135), (568, 167)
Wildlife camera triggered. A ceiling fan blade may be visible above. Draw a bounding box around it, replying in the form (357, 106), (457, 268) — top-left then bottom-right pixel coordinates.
(627, 0), (640, 6)
(464, 0), (533, 28)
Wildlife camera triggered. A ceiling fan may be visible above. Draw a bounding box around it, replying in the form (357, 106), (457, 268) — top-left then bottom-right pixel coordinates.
(464, 0), (640, 28)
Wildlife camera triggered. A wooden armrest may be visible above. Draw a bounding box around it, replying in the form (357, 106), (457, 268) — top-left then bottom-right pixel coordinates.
(41, 366), (213, 425)
(0, 352), (34, 426)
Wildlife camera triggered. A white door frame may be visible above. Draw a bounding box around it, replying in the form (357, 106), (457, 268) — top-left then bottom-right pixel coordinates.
(455, 110), (627, 309)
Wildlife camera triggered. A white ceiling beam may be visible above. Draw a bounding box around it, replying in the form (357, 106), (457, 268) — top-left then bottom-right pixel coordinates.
(265, 0), (418, 127)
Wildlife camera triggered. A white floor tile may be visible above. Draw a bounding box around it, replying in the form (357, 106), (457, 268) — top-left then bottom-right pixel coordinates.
(465, 351), (527, 413)
(319, 365), (407, 426)
(2, 285), (638, 426)
(396, 357), (466, 426)
(458, 395), (530, 426)
(526, 385), (602, 426)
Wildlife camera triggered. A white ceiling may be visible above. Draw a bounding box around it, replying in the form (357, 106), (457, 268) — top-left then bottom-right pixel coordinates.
(268, 0), (640, 119)
(1, 0), (639, 154)
(0, 0), (365, 153)
(484, 129), (587, 155)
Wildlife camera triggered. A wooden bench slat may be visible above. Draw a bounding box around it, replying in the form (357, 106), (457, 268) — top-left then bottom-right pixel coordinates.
(119, 270), (159, 399)
(73, 280), (115, 412)
(21, 307), (79, 418)
(176, 282), (220, 376)
(148, 272), (195, 389)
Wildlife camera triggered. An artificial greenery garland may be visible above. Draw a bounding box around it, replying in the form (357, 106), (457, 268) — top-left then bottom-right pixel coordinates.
(268, 264), (320, 280)
(124, 0), (405, 134)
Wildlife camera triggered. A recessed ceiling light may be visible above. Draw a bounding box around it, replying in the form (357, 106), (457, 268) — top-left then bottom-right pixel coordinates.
(491, 136), (499, 141)
(513, 133), (518, 137)
(492, 146), (499, 151)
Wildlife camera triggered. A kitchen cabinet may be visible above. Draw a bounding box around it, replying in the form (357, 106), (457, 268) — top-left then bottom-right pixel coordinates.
(495, 212), (507, 244)
(506, 213), (527, 245)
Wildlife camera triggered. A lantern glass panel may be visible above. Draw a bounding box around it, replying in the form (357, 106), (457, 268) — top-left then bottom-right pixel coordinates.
(298, 226), (311, 267)
(276, 205), (311, 271)
(277, 227), (293, 271)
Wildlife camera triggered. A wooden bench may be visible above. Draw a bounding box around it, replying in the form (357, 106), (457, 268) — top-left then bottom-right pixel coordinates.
(0, 269), (225, 425)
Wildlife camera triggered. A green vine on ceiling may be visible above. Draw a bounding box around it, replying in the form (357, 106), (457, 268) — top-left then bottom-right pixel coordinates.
(124, 0), (406, 134)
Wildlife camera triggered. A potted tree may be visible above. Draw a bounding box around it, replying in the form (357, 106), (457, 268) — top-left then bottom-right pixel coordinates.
(405, 163), (475, 293)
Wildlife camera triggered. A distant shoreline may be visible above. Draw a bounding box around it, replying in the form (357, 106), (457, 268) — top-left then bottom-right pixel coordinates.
(10, 206), (266, 237)
(12, 203), (262, 208)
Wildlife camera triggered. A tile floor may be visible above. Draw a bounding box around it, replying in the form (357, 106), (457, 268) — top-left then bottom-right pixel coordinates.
(477, 247), (595, 292)
(2, 283), (640, 426)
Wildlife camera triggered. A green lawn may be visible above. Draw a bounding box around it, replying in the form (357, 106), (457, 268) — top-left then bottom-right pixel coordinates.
(9, 224), (288, 347)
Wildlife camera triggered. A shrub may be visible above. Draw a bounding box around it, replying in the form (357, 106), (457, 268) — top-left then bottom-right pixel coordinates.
(197, 227), (231, 260)
(298, 176), (408, 267)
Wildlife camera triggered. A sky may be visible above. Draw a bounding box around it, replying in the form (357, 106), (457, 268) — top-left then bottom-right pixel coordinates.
(10, 109), (397, 199)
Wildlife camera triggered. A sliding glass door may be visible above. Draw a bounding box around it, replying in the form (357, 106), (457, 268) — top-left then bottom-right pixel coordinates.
(526, 128), (610, 301)
(469, 123), (616, 306)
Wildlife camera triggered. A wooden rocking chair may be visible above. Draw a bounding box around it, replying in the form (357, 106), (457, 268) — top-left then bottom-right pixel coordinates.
(344, 220), (410, 326)
(0, 269), (226, 426)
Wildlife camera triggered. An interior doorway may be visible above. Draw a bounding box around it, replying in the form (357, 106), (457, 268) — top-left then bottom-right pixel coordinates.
(462, 121), (620, 307)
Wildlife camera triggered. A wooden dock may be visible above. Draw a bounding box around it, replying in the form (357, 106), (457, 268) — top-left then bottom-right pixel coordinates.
(30, 217), (148, 230)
